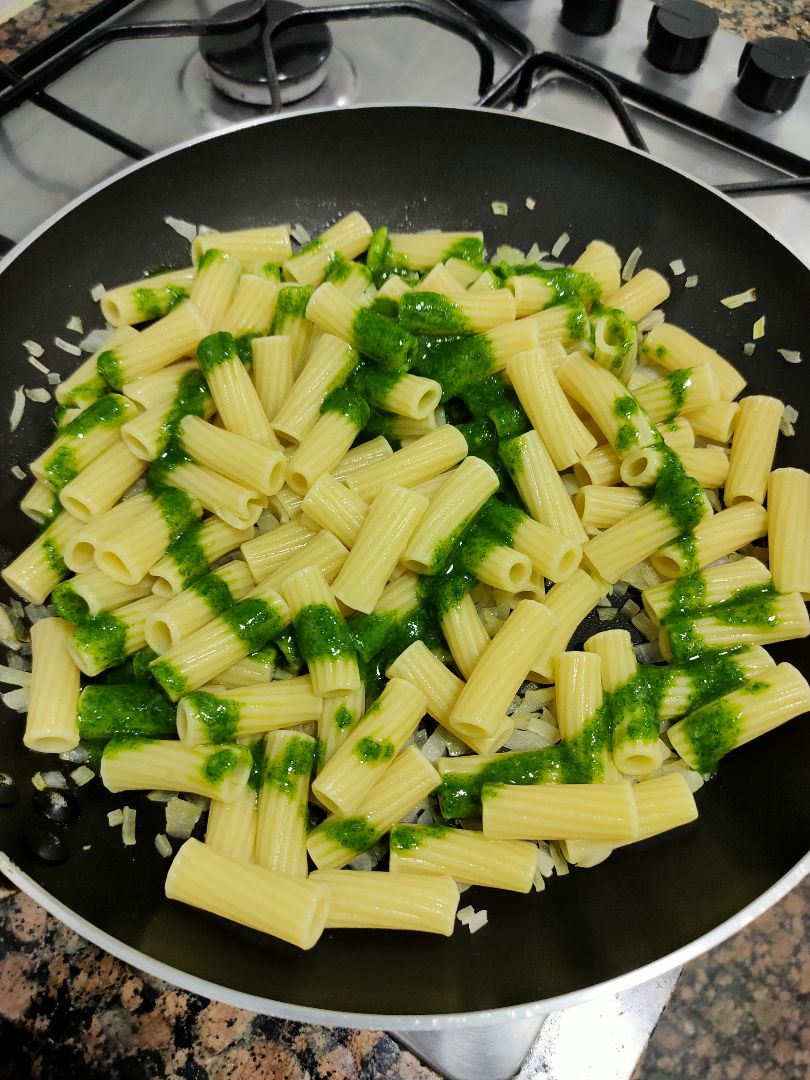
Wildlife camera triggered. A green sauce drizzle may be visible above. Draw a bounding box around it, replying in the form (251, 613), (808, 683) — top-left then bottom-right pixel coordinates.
(71, 611), (128, 671)
(354, 736), (395, 763)
(264, 735), (315, 798)
(78, 684), (176, 740)
(398, 292), (471, 335)
(295, 603), (356, 662)
(183, 691), (239, 743)
(221, 597), (285, 653)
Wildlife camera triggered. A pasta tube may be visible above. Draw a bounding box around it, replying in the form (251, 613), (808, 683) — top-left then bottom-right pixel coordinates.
(641, 323), (746, 401)
(724, 395), (783, 506)
(389, 824), (537, 893)
(96, 301), (206, 389)
(768, 468), (810, 597)
(281, 566), (360, 695)
(101, 738), (252, 802)
(177, 676), (321, 745)
(24, 618), (81, 754)
(255, 730), (316, 876)
(311, 869), (459, 935)
(482, 782), (639, 841)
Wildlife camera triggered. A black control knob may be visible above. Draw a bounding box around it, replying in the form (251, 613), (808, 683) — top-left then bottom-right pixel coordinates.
(646, 0), (718, 74)
(560, 0), (623, 37)
(736, 38), (810, 113)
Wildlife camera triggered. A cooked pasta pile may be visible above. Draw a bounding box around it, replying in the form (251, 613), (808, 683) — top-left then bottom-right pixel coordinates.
(4, 212), (810, 949)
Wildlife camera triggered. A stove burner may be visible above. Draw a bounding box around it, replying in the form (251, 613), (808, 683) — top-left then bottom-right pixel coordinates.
(199, 0), (332, 106)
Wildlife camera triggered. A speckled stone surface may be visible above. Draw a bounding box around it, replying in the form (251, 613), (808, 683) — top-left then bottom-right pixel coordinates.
(0, 0), (807, 64)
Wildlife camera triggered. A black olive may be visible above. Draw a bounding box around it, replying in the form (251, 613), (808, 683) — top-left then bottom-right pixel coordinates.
(0, 772), (18, 806)
(24, 825), (69, 863)
(33, 787), (79, 824)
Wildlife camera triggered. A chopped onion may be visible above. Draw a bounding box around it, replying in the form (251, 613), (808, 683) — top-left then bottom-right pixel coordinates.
(79, 327), (111, 353)
(525, 197), (536, 210)
(256, 509), (280, 534)
(47, 372), (61, 386)
(10, 466), (25, 480)
(155, 833), (172, 858)
(54, 336), (82, 357)
(25, 388), (51, 403)
(90, 283), (106, 302)
(165, 795), (203, 838)
(108, 808), (124, 827)
(620, 598), (641, 618)
(535, 842), (556, 878)
(490, 201), (509, 217)
(783, 404), (799, 423)
(777, 348), (802, 364)
(632, 611), (660, 642)
(421, 727), (449, 763)
(147, 790), (177, 802)
(752, 316), (766, 340)
(551, 232), (570, 258)
(467, 909), (488, 934)
(66, 315), (84, 334)
(779, 418), (795, 437)
(637, 309), (665, 333)
(635, 641), (663, 664)
(40, 770), (67, 789)
(291, 222), (311, 244)
(549, 842), (569, 876)
(743, 342), (756, 357)
(22, 339), (43, 357)
(494, 244), (525, 265)
(622, 246), (642, 281)
(32, 772), (48, 791)
(720, 288), (756, 309)
(63, 748), (93, 767)
(525, 243), (547, 263)
(122, 806), (137, 846)
(164, 216), (197, 242)
(24, 603), (52, 624)
(669, 258), (685, 276)
(598, 607), (618, 622)
(456, 904), (475, 926)
(9, 387), (25, 432)
(456, 881), (472, 894)
(2, 686), (28, 711)
(613, 581), (629, 597)
(70, 765), (95, 786)
(27, 355), (50, 374)
(348, 841), (386, 871)
(0, 664), (31, 686)
(684, 275), (699, 288)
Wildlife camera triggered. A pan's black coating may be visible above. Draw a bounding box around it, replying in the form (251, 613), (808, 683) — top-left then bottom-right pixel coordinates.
(0, 107), (808, 1019)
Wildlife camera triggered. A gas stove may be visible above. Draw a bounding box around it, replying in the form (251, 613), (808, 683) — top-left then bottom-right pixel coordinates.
(1, 1), (808, 1077)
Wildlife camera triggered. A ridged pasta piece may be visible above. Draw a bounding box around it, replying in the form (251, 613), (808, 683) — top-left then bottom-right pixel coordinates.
(668, 664), (810, 773)
(332, 435), (393, 481)
(101, 268), (196, 327)
(555, 650), (602, 741)
(205, 785), (257, 862)
(57, 327), (139, 407)
(642, 556), (772, 623)
(582, 500), (704, 585)
(511, 516), (581, 583)
(96, 302), (206, 389)
(482, 782), (639, 841)
(24, 618), (81, 754)
(388, 230), (483, 270)
(192, 226), (292, 266)
(263, 531), (348, 593)
(59, 441), (147, 521)
(310, 869), (459, 935)
(724, 395), (783, 506)
(272, 332), (359, 444)
(333, 485), (428, 614)
(440, 592), (491, 682)
(31, 394), (139, 490)
(505, 275), (556, 317)
(319, 685), (366, 768)
(189, 249), (241, 331)
(240, 521), (315, 582)
(67, 594), (165, 676)
(101, 739), (252, 801)
(286, 398), (369, 495)
(633, 364), (720, 423)
(768, 468), (810, 598)
(165, 837), (328, 949)
(311, 678), (426, 816)
(474, 545), (533, 593)
(499, 429), (587, 543)
(576, 484), (646, 530)
(121, 360), (199, 410)
(414, 263), (466, 295)
(346, 426), (468, 501)
(151, 517), (254, 596)
(220, 274), (278, 336)
(389, 824), (538, 892)
(508, 347), (597, 469)
(52, 568), (154, 623)
(255, 730), (316, 876)
(661, 591), (810, 660)
(399, 289), (516, 334)
(93, 488), (202, 585)
(651, 503), (768, 578)
(530, 570), (611, 679)
(283, 212), (373, 285)
(20, 480), (60, 526)
(197, 331), (278, 447)
(2, 510), (85, 604)
(557, 350), (657, 456)
(301, 474), (369, 548)
(176, 676), (322, 745)
(144, 560), (254, 653)
(640, 323), (746, 402)
(572, 239), (621, 295)
(162, 460), (265, 531)
(281, 565), (360, 695)
(682, 400), (738, 443)
(603, 268), (670, 321)
(179, 415), (285, 496)
(251, 335), (293, 421)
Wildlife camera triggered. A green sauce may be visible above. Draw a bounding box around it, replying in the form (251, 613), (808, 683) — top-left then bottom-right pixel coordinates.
(325, 253), (367, 285)
(318, 815), (377, 851)
(678, 699), (741, 774)
(264, 735), (315, 798)
(163, 520), (209, 587)
(78, 683), (176, 739)
(248, 737), (266, 792)
(96, 349), (123, 390)
(51, 580), (90, 623)
(197, 331), (237, 376)
(498, 436), (524, 476)
(60, 375), (107, 409)
(398, 292), (471, 335)
(390, 823), (452, 851)
(151, 484), (198, 539)
(154, 369), (210, 457)
(354, 736), (395, 763)
(497, 265), (600, 308)
(183, 691), (239, 743)
(462, 373), (530, 442)
(365, 227), (393, 287)
(270, 285), (315, 333)
(411, 333), (495, 400)
(133, 284), (188, 322)
(102, 735), (153, 758)
(295, 603), (356, 662)
(149, 658), (189, 698)
(71, 611), (128, 671)
(131, 647), (159, 682)
(349, 362), (402, 410)
(443, 237), (485, 265)
(190, 568), (236, 617)
(320, 387), (370, 430)
(663, 367), (693, 420)
(352, 307), (418, 371)
(60, 392), (132, 439)
(43, 446), (79, 491)
(221, 597), (285, 653)
(259, 262), (282, 282)
(613, 394), (641, 453)
(648, 446), (705, 535)
(203, 746), (242, 785)
(333, 705), (355, 730)
(196, 247), (233, 272)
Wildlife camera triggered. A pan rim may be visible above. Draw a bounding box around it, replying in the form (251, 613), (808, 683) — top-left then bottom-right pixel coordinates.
(1, 102), (808, 1028)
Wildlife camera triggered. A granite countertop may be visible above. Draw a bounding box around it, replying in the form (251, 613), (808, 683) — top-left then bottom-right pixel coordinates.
(1, 1), (809, 1078)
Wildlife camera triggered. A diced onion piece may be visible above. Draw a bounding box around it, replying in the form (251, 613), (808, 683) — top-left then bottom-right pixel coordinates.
(291, 222), (311, 244)
(70, 765), (95, 786)
(348, 841), (386, 871)
(622, 246), (642, 281)
(32, 772), (48, 791)
(669, 258), (685, 276)
(720, 288), (756, 309)
(9, 388), (25, 432)
(122, 806), (137, 846)
(0, 664), (31, 686)
(107, 808), (124, 827)
(777, 348), (802, 364)
(525, 243), (547, 263)
(743, 342), (756, 357)
(467, 909), (489, 934)
(165, 795), (203, 839)
(47, 372), (61, 386)
(22, 339), (44, 357)
(90, 283), (106, 302)
(41, 770), (67, 789)
(456, 904), (475, 926)
(155, 833), (172, 858)
(551, 232), (570, 258)
(421, 727), (449, 763)
(491, 201), (509, 217)
(635, 640), (663, 664)
(753, 316), (766, 340)
(2, 686), (29, 711)
(494, 244), (524, 265)
(637, 309), (665, 333)
(632, 611), (659, 642)
(549, 842), (570, 876)
(164, 216), (197, 242)
(54, 336), (82, 357)
(783, 404), (799, 424)
(598, 607), (618, 622)
(147, 790), (177, 802)
(779, 418), (795, 437)
(25, 388), (51, 403)
(620, 598), (641, 618)
(27, 355), (50, 374)
(525, 197), (536, 210)
(66, 315), (84, 334)
(10, 466), (25, 480)
(80, 328), (112, 353)
(684, 275), (699, 288)
(60, 745), (87, 764)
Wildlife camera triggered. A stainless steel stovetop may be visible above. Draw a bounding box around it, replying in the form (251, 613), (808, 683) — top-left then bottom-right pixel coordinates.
(1, 1), (808, 1077)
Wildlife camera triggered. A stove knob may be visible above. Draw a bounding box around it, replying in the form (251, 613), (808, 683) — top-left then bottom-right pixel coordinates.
(736, 37), (810, 113)
(560, 0), (623, 37)
(646, 0), (719, 74)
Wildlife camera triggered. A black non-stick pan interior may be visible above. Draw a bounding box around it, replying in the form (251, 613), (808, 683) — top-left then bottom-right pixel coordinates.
(0, 106), (808, 1021)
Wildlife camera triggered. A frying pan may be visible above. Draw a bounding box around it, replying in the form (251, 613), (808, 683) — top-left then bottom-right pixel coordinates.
(1, 105), (809, 1028)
